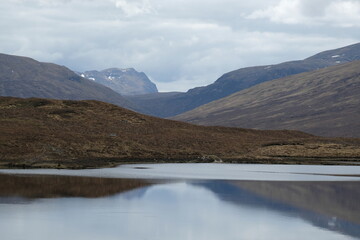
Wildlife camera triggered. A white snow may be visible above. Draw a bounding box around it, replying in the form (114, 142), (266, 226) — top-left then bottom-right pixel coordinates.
(81, 74), (85, 78)
(89, 77), (95, 81)
(264, 66), (271, 70)
(336, 61), (341, 64)
(331, 55), (340, 58)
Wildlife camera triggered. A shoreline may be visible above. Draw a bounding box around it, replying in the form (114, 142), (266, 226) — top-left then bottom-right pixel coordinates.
(1, 156), (359, 170)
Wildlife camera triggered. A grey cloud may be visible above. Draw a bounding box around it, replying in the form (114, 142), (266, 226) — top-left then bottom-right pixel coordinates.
(300, 0), (331, 17)
(247, 0), (360, 27)
(0, 0), (359, 92)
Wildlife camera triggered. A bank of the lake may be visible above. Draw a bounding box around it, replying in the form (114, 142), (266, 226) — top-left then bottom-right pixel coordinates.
(2, 163), (360, 181)
(2, 156), (360, 170)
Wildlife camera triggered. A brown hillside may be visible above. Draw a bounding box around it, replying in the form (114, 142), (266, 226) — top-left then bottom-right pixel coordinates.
(174, 61), (360, 138)
(1, 97), (359, 168)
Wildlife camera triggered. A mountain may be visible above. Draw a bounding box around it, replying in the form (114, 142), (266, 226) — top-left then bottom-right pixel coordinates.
(128, 42), (360, 118)
(0, 53), (138, 110)
(79, 68), (158, 95)
(173, 61), (360, 138)
(126, 91), (184, 117)
(1, 97), (360, 168)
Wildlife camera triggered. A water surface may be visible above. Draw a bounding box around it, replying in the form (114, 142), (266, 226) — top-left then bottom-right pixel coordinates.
(1, 164), (360, 240)
(1, 163), (360, 181)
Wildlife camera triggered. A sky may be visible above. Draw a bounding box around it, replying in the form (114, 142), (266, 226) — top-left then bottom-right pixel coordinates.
(1, 0), (359, 92)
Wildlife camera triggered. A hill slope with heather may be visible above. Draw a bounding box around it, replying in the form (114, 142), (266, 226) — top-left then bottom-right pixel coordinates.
(174, 61), (360, 138)
(1, 97), (360, 168)
(0, 53), (138, 111)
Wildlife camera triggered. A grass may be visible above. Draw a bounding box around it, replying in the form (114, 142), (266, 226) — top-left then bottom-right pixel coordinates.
(1, 97), (360, 169)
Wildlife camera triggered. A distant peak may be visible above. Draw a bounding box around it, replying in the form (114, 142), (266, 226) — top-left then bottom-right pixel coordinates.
(79, 67), (157, 95)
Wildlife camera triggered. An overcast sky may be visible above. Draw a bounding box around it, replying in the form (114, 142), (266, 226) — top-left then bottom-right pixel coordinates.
(1, 0), (359, 92)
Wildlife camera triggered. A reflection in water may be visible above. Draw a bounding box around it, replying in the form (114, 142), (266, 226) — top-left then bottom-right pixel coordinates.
(0, 174), (359, 240)
(199, 181), (360, 239)
(230, 181), (360, 224)
(0, 174), (151, 198)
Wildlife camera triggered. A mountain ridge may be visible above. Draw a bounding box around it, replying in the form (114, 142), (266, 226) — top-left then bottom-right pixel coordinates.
(128, 42), (360, 118)
(173, 60), (360, 138)
(0, 53), (139, 111)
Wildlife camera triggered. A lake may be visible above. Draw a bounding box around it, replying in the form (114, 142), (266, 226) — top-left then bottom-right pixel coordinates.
(1, 164), (360, 240)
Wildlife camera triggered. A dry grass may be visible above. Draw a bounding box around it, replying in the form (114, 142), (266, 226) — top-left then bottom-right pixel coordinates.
(1, 97), (359, 168)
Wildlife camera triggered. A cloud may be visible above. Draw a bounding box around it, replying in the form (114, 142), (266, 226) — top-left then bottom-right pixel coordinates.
(248, 0), (304, 24)
(113, 0), (156, 17)
(247, 0), (360, 27)
(0, 0), (359, 92)
(325, 1), (360, 27)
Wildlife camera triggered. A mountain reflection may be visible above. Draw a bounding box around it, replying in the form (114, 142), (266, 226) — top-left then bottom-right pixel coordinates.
(1, 174), (359, 240)
(0, 173), (151, 198)
(198, 180), (360, 239)
(230, 181), (360, 224)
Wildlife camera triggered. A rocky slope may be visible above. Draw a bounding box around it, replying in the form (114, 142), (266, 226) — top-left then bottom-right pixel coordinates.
(0, 53), (138, 110)
(173, 61), (360, 138)
(80, 68), (158, 95)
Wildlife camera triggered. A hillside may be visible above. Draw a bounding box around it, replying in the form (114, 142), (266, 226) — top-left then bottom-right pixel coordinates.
(0, 53), (138, 110)
(173, 61), (360, 138)
(80, 68), (158, 95)
(128, 42), (360, 118)
(1, 97), (360, 169)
